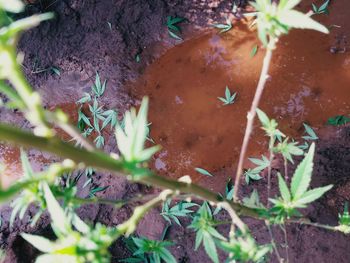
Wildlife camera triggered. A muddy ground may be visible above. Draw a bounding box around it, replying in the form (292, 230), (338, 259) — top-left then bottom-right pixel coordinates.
(0, 0), (349, 262)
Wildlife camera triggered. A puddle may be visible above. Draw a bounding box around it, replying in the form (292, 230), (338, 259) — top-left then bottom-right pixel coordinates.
(131, 0), (350, 191)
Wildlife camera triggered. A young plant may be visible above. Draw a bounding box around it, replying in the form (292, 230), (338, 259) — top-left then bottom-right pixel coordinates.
(92, 72), (107, 98)
(189, 202), (225, 263)
(166, 16), (186, 40)
(270, 144), (333, 221)
(161, 199), (198, 226)
(327, 115), (350, 126)
(312, 0), (330, 15)
(302, 123), (318, 141)
(244, 169), (262, 185)
(212, 17), (233, 34)
(218, 86), (237, 105)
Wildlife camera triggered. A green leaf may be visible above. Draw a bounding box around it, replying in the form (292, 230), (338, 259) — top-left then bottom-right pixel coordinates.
(256, 108), (269, 127)
(43, 183), (71, 235)
(278, 10), (329, 34)
(36, 254), (77, 263)
(295, 185), (332, 205)
(277, 173), (291, 202)
(327, 115), (350, 126)
(302, 123), (318, 140)
(168, 30), (182, 40)
(291, 143), (315, 199)
(250, 44), (258, 57)
(195, 167), (213, 177)
(203, 234), (219, 263)
(21, 234), (54, 253)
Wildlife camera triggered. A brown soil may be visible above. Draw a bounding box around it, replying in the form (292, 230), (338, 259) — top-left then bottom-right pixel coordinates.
(0, 0), (350, 262)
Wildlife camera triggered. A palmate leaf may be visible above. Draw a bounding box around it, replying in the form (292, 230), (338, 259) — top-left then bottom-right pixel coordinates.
(294, 185), (332, 206)
(203, 233), (219, 263)
(302, 123), (318, 140)
(115, 97), (160, 163)
(290, 143), (315, 199)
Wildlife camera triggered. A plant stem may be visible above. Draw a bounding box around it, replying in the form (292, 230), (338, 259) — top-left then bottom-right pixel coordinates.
(266, 222), (283, 263)
(281, 224), (289, 263)
(0, 122), (262, 219)
(233, 41), (275, 202)
(284, 156), (288, 181)
(267, 136), (275, 207)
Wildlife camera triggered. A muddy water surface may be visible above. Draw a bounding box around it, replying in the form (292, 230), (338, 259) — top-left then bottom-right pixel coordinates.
(131, 0), (350, 191)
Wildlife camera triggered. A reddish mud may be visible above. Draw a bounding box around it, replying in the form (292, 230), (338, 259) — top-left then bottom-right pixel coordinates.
(131, 0), (350, 192)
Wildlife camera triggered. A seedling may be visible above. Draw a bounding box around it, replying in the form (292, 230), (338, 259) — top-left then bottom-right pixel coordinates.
(212, 17), (233, 34)
(302, 123), (318, 141)
(94, 134), (105, 148)
(89, 98), (105, 132)
(327, 115), (350, 126)
(166, 16), (186, 40)
(92, 72), (106, 98)
(312, 0), (330, 15)
(189, 202), (225, 263)
(161, 199), (198, 226)
(244, 169), (262, 185)
(274, 138), (304, 164)
(218, 86), (237, 105)
(195, 167), (213, 177)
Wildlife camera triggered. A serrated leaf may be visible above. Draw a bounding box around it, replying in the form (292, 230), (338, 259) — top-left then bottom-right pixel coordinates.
(203, 234), (219, 263)
(277, 173), (291, 202)
(291, 143), (315, 199)
(256, 108), (269, 127)
(302, 123), (318, 141)
(295, 185), (332, 205)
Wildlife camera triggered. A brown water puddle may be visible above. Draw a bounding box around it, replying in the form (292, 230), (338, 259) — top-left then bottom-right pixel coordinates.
(131, 0), (350, 191)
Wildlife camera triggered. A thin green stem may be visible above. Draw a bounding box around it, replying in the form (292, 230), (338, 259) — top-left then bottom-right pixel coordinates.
(0, 122), (262, 219)
(234, 40), (275, 202)
(266, 222), (283, 263)
(267, 136), (274, 208)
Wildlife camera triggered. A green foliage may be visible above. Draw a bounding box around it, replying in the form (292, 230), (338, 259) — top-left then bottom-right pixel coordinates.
(242, 189), (264, 209)
(212, 18), (233, 33)
(218, 86), (237, 105)
(92, 72), (107, 98)
(312, 0), (330, 15)
(130, 237), (176, 263)
(166, 16), (185, 40)
(21, 183), (119, 263)
(274, 138), (304, 164)
(116, 97), (160, 165)
(195, 167), (213, 177)
(189, 202), (225, 263)
(336, 203), (350, 234)
(270, 144), (333, 221)
(251, 0), (329, 47)
(214, 180), (234, 214)
(220, 230), (271, 262)
(244, 169), (262, 185)
(250, 44), (259, 57)
(161, 199), (198, 226)
(302, 123), (318, 141)
(327, 115), (350, 126)
(256, 108), (284, 141)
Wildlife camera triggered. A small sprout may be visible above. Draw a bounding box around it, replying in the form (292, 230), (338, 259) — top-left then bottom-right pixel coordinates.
(218, 86), (237, 105)
(161, 199), (198, 226)
(336, 202), (350, 234)
(312, 0), (330, 15)
(94, 134), (105, 148)
(166, 16), (186, 40)
(195, 167), (213, 177)
(327, 115), (350, 126)
(135, 53), (141, 63)
(250, 44), (258, 57)
(302, 123), (318, 141)
(89, 98), (105, 132)
(244, 169), (262, 185)
(107, 22), (112, 30)
(101, 109), (118, 130)
(212, 17), (233, 34)
(91, 72), (107, 98)
(274, 138), (304, 164)
(50, 66), (60, 76)
(89, 185), (109, 198)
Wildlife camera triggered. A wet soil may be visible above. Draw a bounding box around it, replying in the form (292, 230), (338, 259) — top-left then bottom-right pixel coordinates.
(0, 0), (350, 262)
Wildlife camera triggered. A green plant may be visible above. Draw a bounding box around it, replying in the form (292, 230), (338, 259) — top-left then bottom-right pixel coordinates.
(212, 17), (233, 34)
(312, 0), (330, 15)
(251, 44), (259, 57)
(166, 16), (185, 40)
(327, 115), (350, 126)
(218, 86), (237, 105)
(0, 2), (347, 263)
(161, 199), (198, 226)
